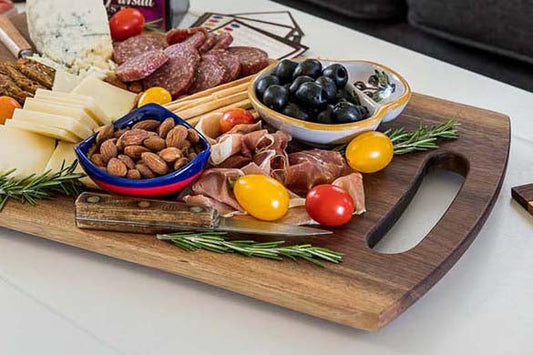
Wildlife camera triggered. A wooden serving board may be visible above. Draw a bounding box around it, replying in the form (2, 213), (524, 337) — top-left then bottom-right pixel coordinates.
(0, 14), (510, 331)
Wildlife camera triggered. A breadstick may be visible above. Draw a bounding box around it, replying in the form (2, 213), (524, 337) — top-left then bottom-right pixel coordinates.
(169, 75), (254, 104)
(186, 99), (252, 127)
(170, 88), (248, 112)
(175, 91), (249, 119)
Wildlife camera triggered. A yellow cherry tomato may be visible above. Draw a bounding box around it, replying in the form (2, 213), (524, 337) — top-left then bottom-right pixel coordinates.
(234, 174), (290, 221)
(345, 131), (394, 173)
(138, 87), (172, 107)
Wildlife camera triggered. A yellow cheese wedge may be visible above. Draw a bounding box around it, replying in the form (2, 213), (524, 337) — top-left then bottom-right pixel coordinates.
(45, 141), (100, 190)
(4, 119), (79, 143)
(12, 109), (93, 140)
(0, 126), (56, 179)
(72, 77), (136, 120)
(52, 70), (83, 93)
(23, 98), (98, 130)
(34, 89), (111, 125)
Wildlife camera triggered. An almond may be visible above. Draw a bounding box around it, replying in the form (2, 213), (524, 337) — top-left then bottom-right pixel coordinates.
(166, 125), (188, 148)
(158, 117), (175, 138)
(100, 139), (118, 162)
(121, 129), (150, 146)
(90, 153), (106, 167)
(187, 152), (197, 161)
(143, 136), (166, 152)
(187, 128), (200, 143)
(158, 147), (182, 163)
(96, 124), (114, 146)
(136, 163), (155, 179)
(133, 119), (160, 131)
(173, 157), (189, 170)
(114, 128), (128, 139)
(117, 154), (135, 169)
(141, 152), (169, 175)
(107, 158), (127, 177)
(126, 169), (141, 180)
(124, 145), (150, 159)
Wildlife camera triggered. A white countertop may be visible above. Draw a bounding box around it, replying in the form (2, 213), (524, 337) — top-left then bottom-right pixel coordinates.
(2, 1), (533, 354)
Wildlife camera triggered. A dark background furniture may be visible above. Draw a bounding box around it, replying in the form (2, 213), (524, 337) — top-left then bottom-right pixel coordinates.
(274, 0), (533, 92)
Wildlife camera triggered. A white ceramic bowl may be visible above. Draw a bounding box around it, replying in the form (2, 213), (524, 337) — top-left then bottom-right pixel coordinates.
(248, 59), (411, 145)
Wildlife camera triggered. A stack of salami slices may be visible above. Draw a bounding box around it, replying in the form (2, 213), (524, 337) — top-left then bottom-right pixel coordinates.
(113, 27), (270, 98)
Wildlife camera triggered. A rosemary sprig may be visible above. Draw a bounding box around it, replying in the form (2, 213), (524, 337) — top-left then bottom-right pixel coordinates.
(0, 160), (85, 212)
(384, 119), (459, 155)
(157, 231), (343, 267)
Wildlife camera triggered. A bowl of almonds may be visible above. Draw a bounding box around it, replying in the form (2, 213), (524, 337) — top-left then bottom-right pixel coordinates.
(75, 104), (211, 197)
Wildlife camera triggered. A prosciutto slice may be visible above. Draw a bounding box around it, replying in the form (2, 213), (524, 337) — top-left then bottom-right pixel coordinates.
(191, 168), (245, 213)
(333, 173), (366, 214)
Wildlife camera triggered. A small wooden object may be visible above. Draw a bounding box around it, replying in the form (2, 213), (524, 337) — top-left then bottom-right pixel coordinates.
(0, 15), (33, 58)
(512, 184), (533, 215)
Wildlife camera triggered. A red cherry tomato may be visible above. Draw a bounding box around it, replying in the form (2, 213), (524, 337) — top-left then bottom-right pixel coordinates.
(219, 108), (255, 133)
(109, 8), (145, 41)
(305, 184), (354, 226)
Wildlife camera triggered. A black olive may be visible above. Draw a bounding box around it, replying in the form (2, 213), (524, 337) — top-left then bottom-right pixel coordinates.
(282, 102), (310, 121)
(315, 76), (337, 102)
(273, 59), (298, 83)
(283, 83), (291, 92)
(262, 84), (289, 111)
(293, 59), (322, 79)
(332, 101), (364, 123)
(295, 82), (328, 108)
(316, 105), (334, 124)
(336, 88), (361, 105)
(322, 64), (348, 88)
(288, 75), (314, 96)
(255, 75), (280, 100)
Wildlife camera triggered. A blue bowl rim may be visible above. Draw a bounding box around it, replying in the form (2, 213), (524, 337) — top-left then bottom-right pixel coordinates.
(74, 103), (211, 188)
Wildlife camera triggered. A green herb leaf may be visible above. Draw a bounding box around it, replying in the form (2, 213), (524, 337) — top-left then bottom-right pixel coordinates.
(157, 232), (343, 267)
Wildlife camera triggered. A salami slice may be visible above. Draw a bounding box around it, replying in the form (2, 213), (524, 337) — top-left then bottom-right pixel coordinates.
(144, 44), (200, 98)
(207, 50), (241, 83)
(182, 31), (206, 49)
(116, 50), (168, 82)
(210, 33), (234, 51)
(199, 33), (217, 53)
(166, 27), (208, 45)
(113, 34), (167, 65)
(227, 47), (269, 77)
(188, 55), (227, 94)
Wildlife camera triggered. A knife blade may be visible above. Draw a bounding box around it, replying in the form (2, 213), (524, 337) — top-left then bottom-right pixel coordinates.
(75, 192), (331, 237)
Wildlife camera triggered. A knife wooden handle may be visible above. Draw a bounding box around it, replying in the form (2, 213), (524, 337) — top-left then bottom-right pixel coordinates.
(75, 192), (220, 234)
(0, 15), (33, 58)
(512, 184), (533, 216)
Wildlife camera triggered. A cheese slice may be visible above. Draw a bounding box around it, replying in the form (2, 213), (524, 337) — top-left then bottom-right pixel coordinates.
(12, 109), (92, 140)
(52, 71), (83, 93)
(26, 0), (113, 76)
(34, 89), (111, 125)
(24, 98), (98, 130)
(0, 126), (56, 179)
(45, 141), (100, 190)
(73, 77), (136, 120)
(4, 119), (79, 143)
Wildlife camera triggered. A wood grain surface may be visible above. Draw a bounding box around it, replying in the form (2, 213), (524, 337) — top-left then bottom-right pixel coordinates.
(0, 13), (511, 331)
(512, 184), (533, 215)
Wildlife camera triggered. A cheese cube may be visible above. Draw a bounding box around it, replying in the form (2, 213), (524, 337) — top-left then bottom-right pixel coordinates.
(34, 89), (111, 125)
(0, 126), (56, 179)
(4, 119), (79, 143)
(24, 98), (98, 130)
(73, 77), (136, 120)
(12, 109), (92, 140)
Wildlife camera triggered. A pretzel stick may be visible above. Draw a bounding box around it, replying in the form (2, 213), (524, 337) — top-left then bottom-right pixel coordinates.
(175, 91), (249, 119)
(170, 88), (248, 112)
(186, 99), (252, 127)
(168, 75), (254, 104)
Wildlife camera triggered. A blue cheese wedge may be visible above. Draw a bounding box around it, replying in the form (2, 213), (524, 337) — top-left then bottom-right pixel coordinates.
(26, 0), (114, 77)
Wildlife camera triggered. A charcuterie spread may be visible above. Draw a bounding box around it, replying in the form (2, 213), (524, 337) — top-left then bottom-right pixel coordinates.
(0, 4), (511, 331)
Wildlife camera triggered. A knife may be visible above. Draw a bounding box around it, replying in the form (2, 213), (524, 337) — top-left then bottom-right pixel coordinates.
(0, 14), (34, 58)
(75, 192), (331, 237)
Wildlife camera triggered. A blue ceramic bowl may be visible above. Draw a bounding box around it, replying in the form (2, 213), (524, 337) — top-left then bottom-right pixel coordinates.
(75, 104), (211, 197)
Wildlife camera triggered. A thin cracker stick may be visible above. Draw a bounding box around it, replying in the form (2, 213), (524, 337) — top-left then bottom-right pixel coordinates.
(185, 99), (252, 127)
(176, 91), (249, 119)
(169, 88), (248, 112)
(168, 75), (254, 104)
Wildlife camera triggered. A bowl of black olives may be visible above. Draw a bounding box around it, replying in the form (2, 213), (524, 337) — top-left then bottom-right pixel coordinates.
(249, 58), (411, 145)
